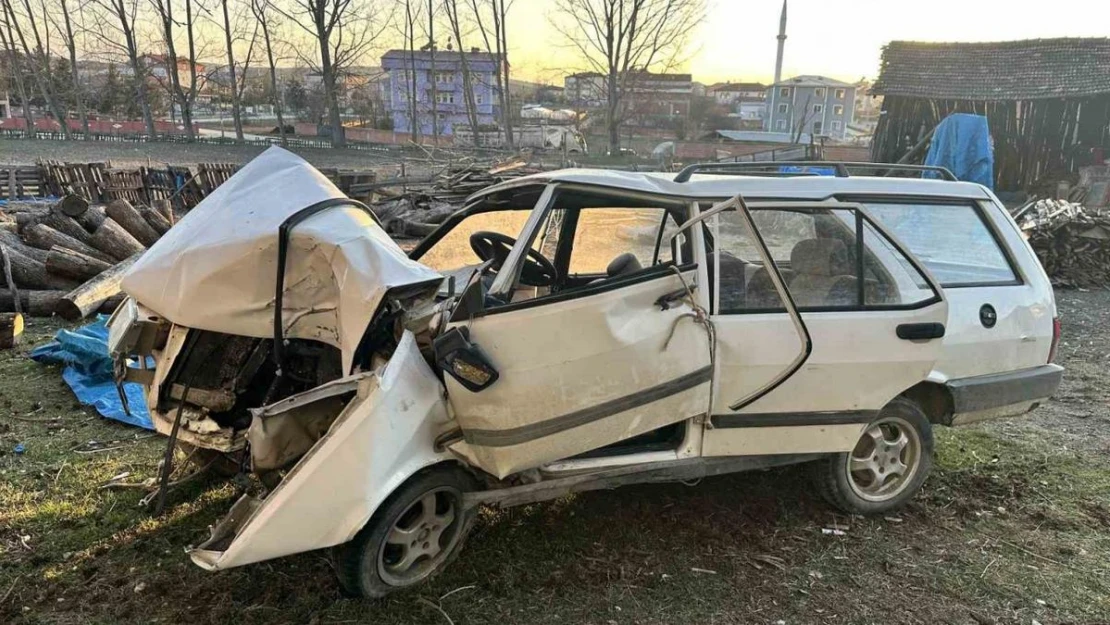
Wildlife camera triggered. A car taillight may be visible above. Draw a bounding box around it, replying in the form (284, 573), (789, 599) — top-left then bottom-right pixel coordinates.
(1048, 317), (1061, 363)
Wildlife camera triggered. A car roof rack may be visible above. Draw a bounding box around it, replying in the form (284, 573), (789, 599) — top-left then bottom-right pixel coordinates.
(672, 161), (958, 183)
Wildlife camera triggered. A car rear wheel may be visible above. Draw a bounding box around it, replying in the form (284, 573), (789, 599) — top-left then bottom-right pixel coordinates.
(812, 397), (934, 515)
(334, 465), (480, 598)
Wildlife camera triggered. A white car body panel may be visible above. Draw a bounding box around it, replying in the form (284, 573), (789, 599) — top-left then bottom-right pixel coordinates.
(444, 269), (712, 479)
(189, 331), (450, 570)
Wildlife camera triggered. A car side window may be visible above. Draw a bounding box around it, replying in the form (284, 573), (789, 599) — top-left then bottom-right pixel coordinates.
(566, 207), (676, 276)
(415, 210), (533, 272)
(712, 207), (937, 313)
(864, 202), (1018, 286)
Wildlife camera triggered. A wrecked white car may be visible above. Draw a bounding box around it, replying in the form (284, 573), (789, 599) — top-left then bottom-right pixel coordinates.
(108, 148), (1063, 598)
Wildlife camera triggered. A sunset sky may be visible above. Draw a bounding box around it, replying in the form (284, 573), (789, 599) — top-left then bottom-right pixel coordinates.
(505, 0), (1110, 85)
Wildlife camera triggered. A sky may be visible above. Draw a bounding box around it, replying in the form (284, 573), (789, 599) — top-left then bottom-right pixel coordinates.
(505, 0), (1110, 85)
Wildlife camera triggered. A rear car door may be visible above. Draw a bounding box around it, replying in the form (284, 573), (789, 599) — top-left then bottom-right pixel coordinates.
(440, 185), (712, 478)
(704, 201), (950, 456)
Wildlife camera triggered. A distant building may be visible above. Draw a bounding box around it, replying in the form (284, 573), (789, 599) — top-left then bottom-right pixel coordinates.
(0, 92), (10, 118)
(708, 82), (767, 108)
(764, 75), (856, 139)
(381, 49), (502, 136)
(139, 54), (206, 92)
(564, 71), (607, 107)
(625, 71), (693, 127)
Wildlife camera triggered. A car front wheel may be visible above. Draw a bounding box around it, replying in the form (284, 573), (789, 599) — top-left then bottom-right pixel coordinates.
(334, 465), (480, 598)
(812, 397), (934, 515)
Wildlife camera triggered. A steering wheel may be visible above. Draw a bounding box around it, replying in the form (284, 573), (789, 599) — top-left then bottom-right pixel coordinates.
(469, 231), (558, 287)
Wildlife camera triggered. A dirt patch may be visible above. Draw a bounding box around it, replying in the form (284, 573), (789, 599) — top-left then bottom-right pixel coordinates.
(0, 291), (1108, 624)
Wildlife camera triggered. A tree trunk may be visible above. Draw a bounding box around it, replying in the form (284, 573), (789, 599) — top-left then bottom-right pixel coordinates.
(76, 206), (108, 233)
(46, 246), (113, 281)
(257, 1), (286, 147)
(0, 228), (48, 262)
(56, 253), (140, 320)
(2, 0), (69, 139)
(139, 205), (172, 235)
(0, 245), (79, 290)
(0, 289), (64, 316)
(152, 199), (175, 225)
(220, 0), (244, 141)
(89, 218), (146, 261)
(607, 70), (620, 155)
(60, 0), (89, 139)
(40, 212), (95, 247)
(23, 223), (115, 263)
(0, 312), (23, 348)
(105, 199), (161, 246)
(58, 194), (90, 217)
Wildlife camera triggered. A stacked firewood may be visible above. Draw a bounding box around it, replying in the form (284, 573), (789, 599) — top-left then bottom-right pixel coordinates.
(1017, 199), (1110, 288)
(0, 194), (174, 320)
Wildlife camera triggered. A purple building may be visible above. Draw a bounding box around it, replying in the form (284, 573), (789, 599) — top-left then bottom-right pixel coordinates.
(381, 49), (502, 136)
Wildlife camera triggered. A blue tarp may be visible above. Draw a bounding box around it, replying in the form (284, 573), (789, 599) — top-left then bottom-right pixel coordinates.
(925, 113), (994, 189)
(30, 317), (153, 430)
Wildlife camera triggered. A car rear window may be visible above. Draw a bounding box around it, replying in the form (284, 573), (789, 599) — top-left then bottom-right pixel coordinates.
(864, 202), (1018, 286)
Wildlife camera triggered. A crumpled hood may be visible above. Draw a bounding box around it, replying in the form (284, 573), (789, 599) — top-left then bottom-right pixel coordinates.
(121, 147), (442, 371)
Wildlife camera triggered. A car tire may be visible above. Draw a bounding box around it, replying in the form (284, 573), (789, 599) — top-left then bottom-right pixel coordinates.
(812, 396), (934, 515)
(334, 465), (480, 599)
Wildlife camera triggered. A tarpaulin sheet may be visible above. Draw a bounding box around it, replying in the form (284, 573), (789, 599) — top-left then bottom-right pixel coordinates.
(30, 317), (152, 430)
(925, 113), (994, 189)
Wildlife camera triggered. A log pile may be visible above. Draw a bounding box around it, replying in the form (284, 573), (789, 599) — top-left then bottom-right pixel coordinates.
(1016, 199), (1110, 288)
(0, 195), (172, 319)
(367, 159), (541, 238)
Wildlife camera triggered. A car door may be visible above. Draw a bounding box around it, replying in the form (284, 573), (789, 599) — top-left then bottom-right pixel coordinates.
(703, 200), (950, 456)
(440, 184), (713, 478)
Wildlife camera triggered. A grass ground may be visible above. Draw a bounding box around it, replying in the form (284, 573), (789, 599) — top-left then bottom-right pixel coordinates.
(1, 291), (1108, 624)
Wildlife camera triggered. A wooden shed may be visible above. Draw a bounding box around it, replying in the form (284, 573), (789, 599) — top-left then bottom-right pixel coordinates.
(871, 38), (1110, 191)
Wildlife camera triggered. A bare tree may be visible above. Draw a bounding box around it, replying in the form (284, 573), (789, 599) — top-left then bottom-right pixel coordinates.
(468, 0), (512, 148)
(0, 4), (35, 136)
(442, 0), (479, 140)
(218, 0), (243, 140)
(250, 0), (286, 146)
(400, 0), (421, 142)
(149, 0), (202, 140)
(2, 0), (70, 137)
(49, 0), (90, 137)
(551, 0), (704, 155)
(274, 0), (389, 148)
(87, 0), (156, 135)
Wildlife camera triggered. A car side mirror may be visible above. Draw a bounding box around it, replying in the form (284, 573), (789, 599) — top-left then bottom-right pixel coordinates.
(433, 327), (500, 392)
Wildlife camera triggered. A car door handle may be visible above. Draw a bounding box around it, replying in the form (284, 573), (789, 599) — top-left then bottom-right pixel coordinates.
(896, 323), (946, 340)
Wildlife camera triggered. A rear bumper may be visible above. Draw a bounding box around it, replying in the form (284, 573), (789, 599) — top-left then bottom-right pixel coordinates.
(945, 364), (1064, 425)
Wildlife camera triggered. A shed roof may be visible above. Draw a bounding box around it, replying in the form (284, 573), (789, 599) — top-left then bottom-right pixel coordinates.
(873, 38), (1110, 100)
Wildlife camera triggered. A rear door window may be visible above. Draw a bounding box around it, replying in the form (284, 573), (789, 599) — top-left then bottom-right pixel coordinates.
(864, 202), (1018, 286)
(712, 205), (938, 312)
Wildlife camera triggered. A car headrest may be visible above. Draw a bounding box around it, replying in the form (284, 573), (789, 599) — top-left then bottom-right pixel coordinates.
(790, 238), (850, 277)
(607, 253), (643, 276)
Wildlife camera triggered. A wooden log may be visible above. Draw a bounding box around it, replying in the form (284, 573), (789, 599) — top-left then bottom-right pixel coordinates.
(139, 204), (172, 235)
(98, 293), (126, 315)
(0, 312), (23, 349)
(58, 193), (90, 217)
(105, 199), (161, 247)
(23, 223), (116, 264)
(0, 244), (18, 315)
(89, 218), (145, 261)
(15, 212), (41, 232)
(56, 253), (140, 321)
(46, 246), (113, 281)
(75, 205), (107, 232)
(40, 211), (95, 246)
(0, 290), (64, 317)
(0, 245), (81, 290)
(153, 198), (175, 225)
(0, 229), (49, 263)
